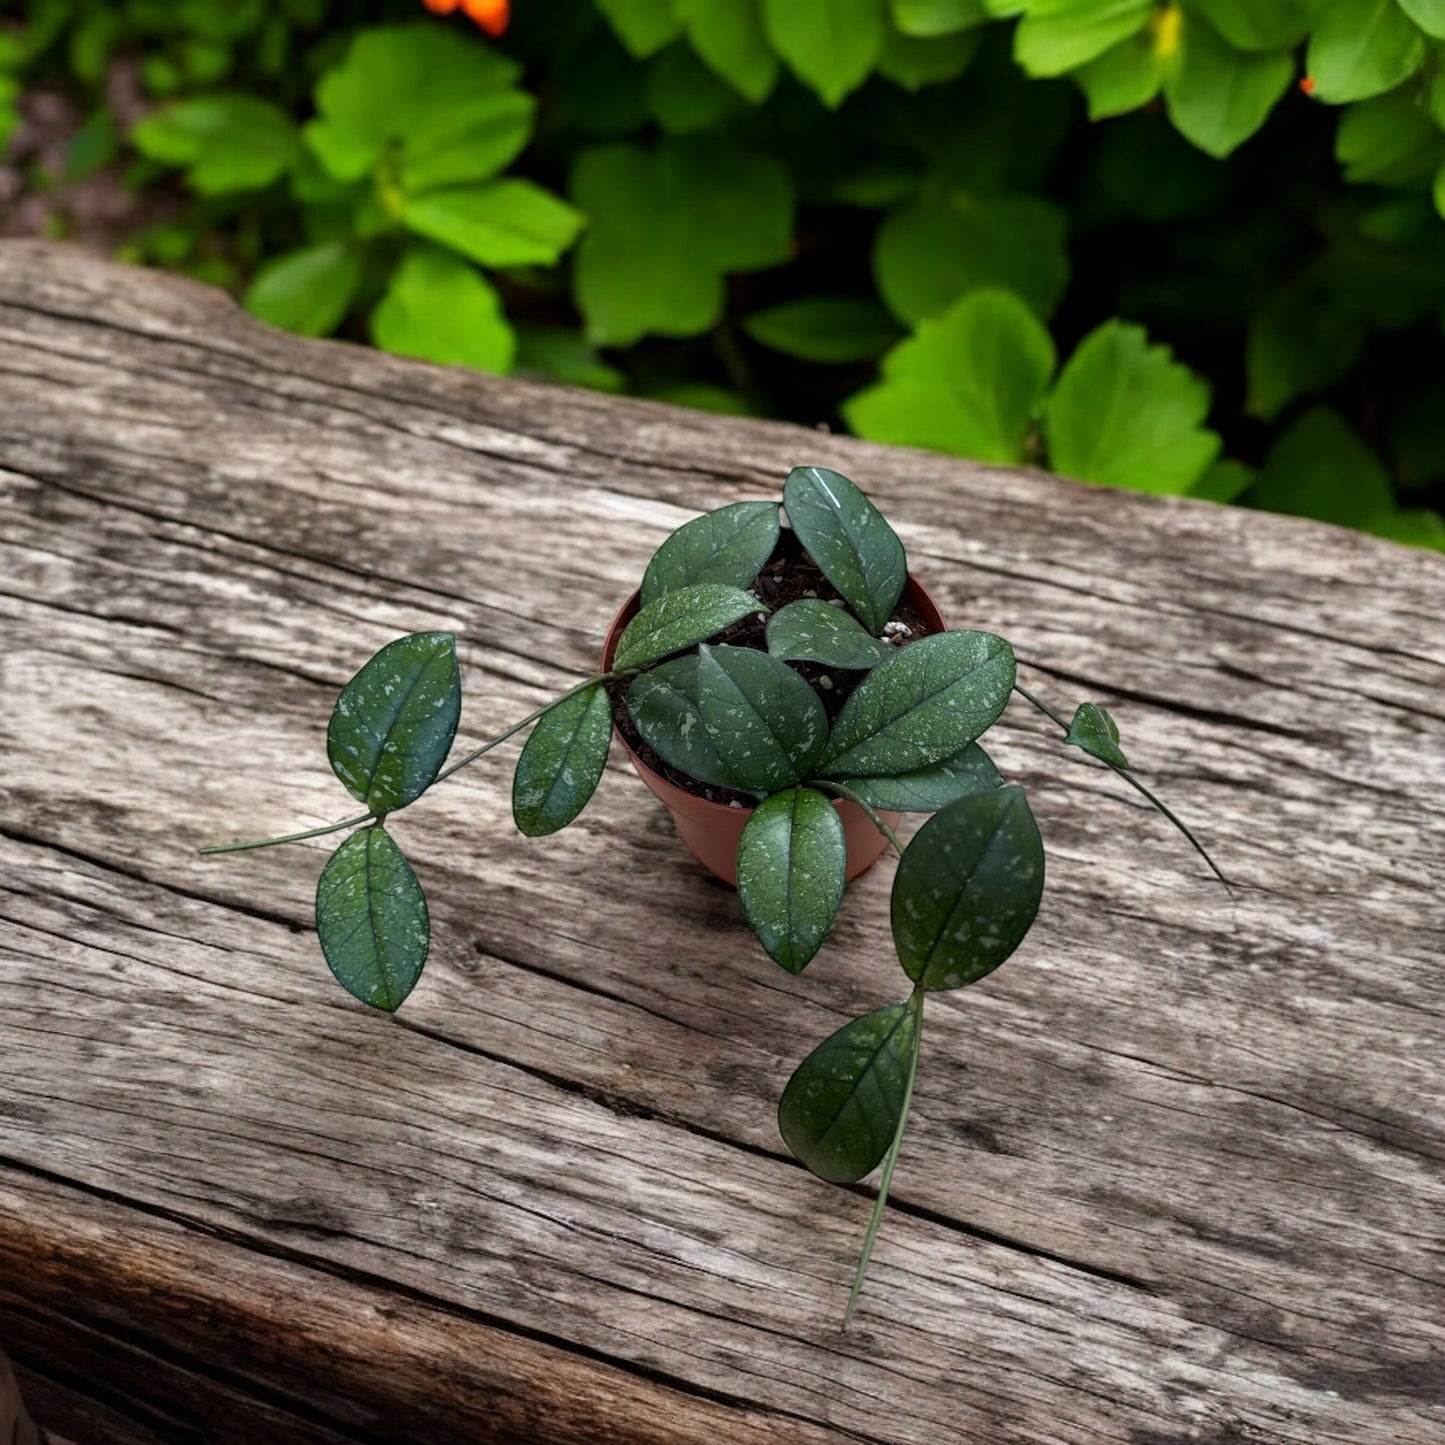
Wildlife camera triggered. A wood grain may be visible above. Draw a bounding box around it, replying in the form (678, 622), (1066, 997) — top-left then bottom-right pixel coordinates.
(1, 239), (1442, 1444)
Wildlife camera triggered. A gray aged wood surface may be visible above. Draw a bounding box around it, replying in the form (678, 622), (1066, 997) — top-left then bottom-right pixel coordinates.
(0, 238), (1442, 1444)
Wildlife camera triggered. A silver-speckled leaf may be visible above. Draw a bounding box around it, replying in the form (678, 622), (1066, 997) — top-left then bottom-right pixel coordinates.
(315, 824), (429, 1012)
(766, 599), (891, 670)
(838, 742), (1004, 812)
(612, 584), (759, 670)
(1065, 702), (1129, 770)
(640, 501), (780, 606)
(697, 644), (828, 792)
(782, 466), (906, 634)
(327, 632), (461, 814)
(512, 683), (613, 836)
(890, 786), (1044, 991)
(737, 788), (846, 973)
(778, 1000), (919, 1183)
(819, 630), (1015, 778)
(626, 656), (742, 790)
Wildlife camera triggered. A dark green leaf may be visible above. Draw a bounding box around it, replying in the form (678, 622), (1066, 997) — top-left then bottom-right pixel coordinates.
(401, 181), (584, 268)
(742, 296), (902, 364)
(244, 241), (363, 338)
(766, 600), (892, 670)
(1246, 290), (1364, 421)
(874, 193), (1070, 325)
(1065, 703), (1128, 769)
(647, 44), (746, 133)
(673, 0), (781, 103)
(1336, 91), (1443, 186)
(1046, 321), (1220, 495)
(1190, 459), (1256, 504)
(612, 584), (760, 670)
(737, 789), (846, 972)
(783, 466), (906, 635)
(626, 656), (743, 789)
(778, 999), (920, 1183)
(1306, 0), (1425, 103)
(328, 632), (461, 814)
(838, 741), (1003, 811)
(512, 684), (613, 836)
(371, 247), (515, 374)
(1399, 0), (1445, 37)
(1203, 0), (1315, 50)
(890, 786), (1044, 991)
(640, 501), (780, 606)
(844, 289), (1056, 465)
(697, 645), (828, 791)
(316, 824), (429, 1012)
(759, 0), (888, 107)
(820, 631), (1016, 778)
(597, 0), (684, 55)
(1251, 406), (1394, 528)
(878, 23), (982, 89)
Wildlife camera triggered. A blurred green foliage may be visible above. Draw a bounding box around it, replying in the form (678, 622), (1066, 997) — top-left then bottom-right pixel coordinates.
(4, 0), (1444, 547)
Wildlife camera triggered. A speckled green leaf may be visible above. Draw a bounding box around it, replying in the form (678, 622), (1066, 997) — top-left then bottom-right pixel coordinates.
(766, 599), (891, 669)
(626, 656), (742, 790)
(512, 684), (613, 836)
(316, 824), (429, 1012)
(697, 644), (828, 791)
(783, 466), (907, 634)
(737, 789), (846, 973)
(327, 632), (461, 814)
(613, 584), (759, 670)
(1065, 703), (1129, 770)
(838, 741), (1003, 811)
(640, 501), (780, 606)
(891, 786), (1043, 991)
(820, 631), (1016, 778)
(778, 1000), (919, 1182)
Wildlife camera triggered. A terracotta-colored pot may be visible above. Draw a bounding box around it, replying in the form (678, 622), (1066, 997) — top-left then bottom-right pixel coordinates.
(601, 576), (947, 887)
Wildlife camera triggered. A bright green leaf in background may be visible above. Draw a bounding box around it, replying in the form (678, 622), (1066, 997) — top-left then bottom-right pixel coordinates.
(890, 0), (992, 35)
(316, 824), (430, 1012)
(1014, 0), (1154, 76)
(371, 247), (515, 374)
(612, 584), (760, 669)
(1251, 405), (1397, 531)
(697, 644), (828, 791)
(132, 93), (297, 193)
(737, 788), (847, 972)
(820, 631), (1017, 777)
(778, 999), (920, 1182)
(890, 787), (1044, 991)
(1162, 13), (1293, 158)
(327, 632), (462, 815)
(1246, 289), (1364, 420)
(571, 140), (793, 346)
(760, 0), (888, 107)
(743, 297), (902, 364)
(1191, 459), (1257, 504)
(1046, 321), (1220, 493)
(1398, 0), (1445, 37)
(1305, 0), (1425, 104)
(874, 193), (1070, 324)
(1065, 702), (1129, 769)
(400, 181), (585, 268)
(1074, 28), (1166, 117)
(766, 600), (892, 670)
(512, 683), (614, 836)
(596, 0), (684, 56)
(640, 501), (780, 606)
(783, 466), (907, 634)
(672, 0), (780, 102)
(1336, 90), (1443, 186)
(244, 241), (363, 338)
(1201, 0), (1317, 51)
(878, 23), (984, 89)
(845, 289), (1056, 464)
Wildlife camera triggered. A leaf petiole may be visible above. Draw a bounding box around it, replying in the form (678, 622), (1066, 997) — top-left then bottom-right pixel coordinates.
(844, 984), (925, 1325)
(199, 810), (374, 855)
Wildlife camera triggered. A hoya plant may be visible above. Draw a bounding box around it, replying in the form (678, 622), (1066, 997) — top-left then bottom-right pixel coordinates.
(206, 465), (1219, 1315)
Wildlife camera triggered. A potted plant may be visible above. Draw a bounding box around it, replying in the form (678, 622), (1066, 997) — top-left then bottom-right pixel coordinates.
(206, 465), (1220, 1317)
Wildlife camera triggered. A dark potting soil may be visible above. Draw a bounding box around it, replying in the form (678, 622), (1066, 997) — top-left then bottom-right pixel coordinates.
(605, 528), (938, 807)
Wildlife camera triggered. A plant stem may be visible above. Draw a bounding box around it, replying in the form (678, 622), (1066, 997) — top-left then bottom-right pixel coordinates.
(844, 985), (925, 1325)
(1012, 682), (1229, 887)
(201, 674), (612, 855)
(199, 811), (374, 855)
(813, 780), (904, 857)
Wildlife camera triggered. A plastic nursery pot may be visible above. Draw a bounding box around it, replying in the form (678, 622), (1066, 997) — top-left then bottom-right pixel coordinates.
(601, 576), (947, 888)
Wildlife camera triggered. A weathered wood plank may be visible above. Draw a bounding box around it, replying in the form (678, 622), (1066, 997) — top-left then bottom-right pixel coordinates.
(1, 239), (1442, 1443)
